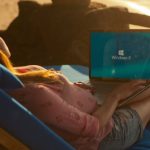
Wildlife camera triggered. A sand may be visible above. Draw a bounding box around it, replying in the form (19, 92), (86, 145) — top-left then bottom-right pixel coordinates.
(0, 0), (50, 30)
(0, 0), (150, 30)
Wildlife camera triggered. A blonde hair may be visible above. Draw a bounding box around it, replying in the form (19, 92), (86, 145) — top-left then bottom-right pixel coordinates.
(0, 50), (61, 84)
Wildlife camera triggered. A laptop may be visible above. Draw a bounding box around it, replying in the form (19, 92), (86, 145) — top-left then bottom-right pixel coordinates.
(89, 30), (150, 105)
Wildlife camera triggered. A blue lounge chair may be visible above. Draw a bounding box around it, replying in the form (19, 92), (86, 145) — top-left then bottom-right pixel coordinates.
(0, 64), (74, 150)
(0, 64), (149, 150)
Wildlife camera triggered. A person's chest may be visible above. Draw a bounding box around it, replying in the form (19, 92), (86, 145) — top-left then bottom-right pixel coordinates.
(55, 84), (99, 113)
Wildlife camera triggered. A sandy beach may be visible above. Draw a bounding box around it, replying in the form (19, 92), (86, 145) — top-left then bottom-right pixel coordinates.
(0, 0), (150, 30)
(0, 0), (50, 30)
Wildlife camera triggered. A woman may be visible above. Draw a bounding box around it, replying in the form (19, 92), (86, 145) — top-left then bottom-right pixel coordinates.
(0, 43), (150, 150)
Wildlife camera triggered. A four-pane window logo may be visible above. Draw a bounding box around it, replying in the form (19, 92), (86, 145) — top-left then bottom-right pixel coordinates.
(112, 49), (131, 60)
(118, 50), (124, 56)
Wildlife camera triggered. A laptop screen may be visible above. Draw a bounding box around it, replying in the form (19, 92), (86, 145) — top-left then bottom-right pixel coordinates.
(90, 31), (150, 80)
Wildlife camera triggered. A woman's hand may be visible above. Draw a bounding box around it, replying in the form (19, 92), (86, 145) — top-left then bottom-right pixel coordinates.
(108, 80), (147, 103)
(92, 80), (146, 127)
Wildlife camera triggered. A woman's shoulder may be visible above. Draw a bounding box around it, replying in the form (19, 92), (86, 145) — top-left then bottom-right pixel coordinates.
(8, 83), (48, 98)
(8, 83), (59, 105)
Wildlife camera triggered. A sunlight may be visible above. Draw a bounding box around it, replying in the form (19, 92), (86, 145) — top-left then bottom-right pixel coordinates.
(127, 1), (150, 16)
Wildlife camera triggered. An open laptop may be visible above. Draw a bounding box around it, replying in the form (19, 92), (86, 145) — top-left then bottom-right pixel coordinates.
(89, 30), (150, 105)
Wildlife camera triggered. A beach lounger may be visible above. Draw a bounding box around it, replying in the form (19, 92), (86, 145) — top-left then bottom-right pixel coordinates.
(0, 64), (149, 150)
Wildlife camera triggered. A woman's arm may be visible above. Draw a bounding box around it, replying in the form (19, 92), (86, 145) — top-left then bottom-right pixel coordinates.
(10, 84), (101, 138)
(10, 80), (146, 140)
(92, 80), (146, 127)
(92, 94), (118, 127)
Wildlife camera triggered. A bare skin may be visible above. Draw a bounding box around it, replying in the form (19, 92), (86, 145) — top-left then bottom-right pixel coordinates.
(49, 79), (150, 143)
(129, 98), (150, 128)
(0, 36), (149, 146)
(118, 81), (150, 128)
(92, 80), (149, 127)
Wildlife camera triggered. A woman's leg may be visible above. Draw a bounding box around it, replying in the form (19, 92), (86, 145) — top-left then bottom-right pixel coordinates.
(129, 97), (150, 128)
(99, 97), (150, 150)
